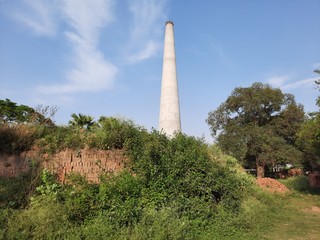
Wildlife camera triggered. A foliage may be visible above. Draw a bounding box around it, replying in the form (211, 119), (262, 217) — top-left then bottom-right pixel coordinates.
(0, 99), (55, 125)
(296, 113), (320, 170)
(69, 113), (95, 130)
(0, 99), (35, 124)
(3, 177), (319, 239)
(279, 176), (320, 194)
(2, 88), (320, 239)
(63, 173), (99, 223)
(97, 171), (143, 226)
(126, 132), (252, 215)
(36, 125), (85, 153)
(89, 117), (143, 150)
(5, 197), (71, 240)
(294, 71), (320, 171)
(315, 69), (320, 107)
(0, 159), (41, 209)
(0, 99), (57, 154)
(0, 124), (38, 154)
(35, 169), (61, 197)
(207, 82), (304, 177)
(0, 128), (257, 239)
(35, 116), (143, 153)
(34, 105), (58, 125)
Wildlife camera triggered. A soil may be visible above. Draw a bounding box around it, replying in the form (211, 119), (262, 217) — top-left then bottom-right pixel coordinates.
(310, 206), (320, 213)
(256, 177), (289, 193)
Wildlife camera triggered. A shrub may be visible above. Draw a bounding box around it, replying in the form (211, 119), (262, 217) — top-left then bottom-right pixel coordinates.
(280, 175), (320, 194)
(126, 132), (252, 217)
(5, 197), (71, 240)
(36, 126), (85, 153)
(0, 124), (37, 154)
(97, 171), (143, 226)
(0, 159), (41, 209)
(88, 117), (143, 150)
(63, 173), (99, 223)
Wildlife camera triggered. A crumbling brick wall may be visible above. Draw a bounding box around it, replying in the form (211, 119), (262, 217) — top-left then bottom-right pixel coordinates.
(0, 152), (31, 178)
(0, 149), (127, 182)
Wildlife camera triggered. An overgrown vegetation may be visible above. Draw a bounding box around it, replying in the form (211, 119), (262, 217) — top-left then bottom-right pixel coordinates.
(0, 129), (255, 239)
(1, 82), (319, 240)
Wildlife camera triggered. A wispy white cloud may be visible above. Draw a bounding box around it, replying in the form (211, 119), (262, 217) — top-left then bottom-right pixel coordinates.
(62, 0), (114, 45)
(8, 0), (58, 37)
(126, 0), (167, 63)
(38, 0), (117, 94)
(129, 0), (165, 40)
(127, 41), (161, 63)
(38, 47), (117, 94)
(282, 77), (317, 90)
(267, 75), (317, 90)
(6, 0), (167, 95)
(267, 75), (291, 88)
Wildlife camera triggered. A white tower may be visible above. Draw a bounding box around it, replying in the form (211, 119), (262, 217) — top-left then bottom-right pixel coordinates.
(159, 21), (181, 136)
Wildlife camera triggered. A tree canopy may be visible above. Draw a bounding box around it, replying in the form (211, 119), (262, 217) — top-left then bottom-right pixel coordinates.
(0, 99), (54, 125)
(207, 82), (304, 177)
(0, 99), (35, 123)
(295, 70), (320, 170)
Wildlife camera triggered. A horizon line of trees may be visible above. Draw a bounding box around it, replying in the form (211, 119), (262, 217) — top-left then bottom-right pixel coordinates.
(1, 70), (319, 176)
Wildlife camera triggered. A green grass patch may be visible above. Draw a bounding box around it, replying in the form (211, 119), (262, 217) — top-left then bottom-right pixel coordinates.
(280, 175), (320, 194)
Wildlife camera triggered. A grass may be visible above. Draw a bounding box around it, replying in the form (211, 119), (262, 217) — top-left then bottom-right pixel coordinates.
(245, 175), (320, 240)
(262, 193), (320, 240)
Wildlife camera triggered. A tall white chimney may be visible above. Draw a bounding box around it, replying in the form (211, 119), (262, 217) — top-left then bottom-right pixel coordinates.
(159, 21), (181, 136)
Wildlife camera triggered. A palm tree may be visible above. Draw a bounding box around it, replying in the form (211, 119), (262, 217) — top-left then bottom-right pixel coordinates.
(69, 113), (94, 130)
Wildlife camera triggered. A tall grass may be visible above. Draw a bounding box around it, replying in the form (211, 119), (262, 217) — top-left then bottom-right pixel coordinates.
(0, 124), (37, 154)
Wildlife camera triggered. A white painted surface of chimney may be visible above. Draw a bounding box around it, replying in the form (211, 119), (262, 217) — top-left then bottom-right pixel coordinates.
(159, 21), (181, 136)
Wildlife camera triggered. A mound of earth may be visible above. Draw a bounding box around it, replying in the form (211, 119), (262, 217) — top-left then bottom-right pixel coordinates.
(256, 177), (289, 193)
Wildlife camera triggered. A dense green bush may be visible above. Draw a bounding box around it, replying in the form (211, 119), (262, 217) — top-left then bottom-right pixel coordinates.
(5, 197), (71, 240)
(88, 117), (144, 150)
(36, 126), (85, 153)
(127, 132), (252, 214)
(63, 174), (100, 223)
(1, 127), (256, 239)
(35, 117), (144, 153)
(279, 175), (320, 194)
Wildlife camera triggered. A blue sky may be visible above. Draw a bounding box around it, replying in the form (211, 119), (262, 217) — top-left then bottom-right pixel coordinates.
(0, 0), (319, 142)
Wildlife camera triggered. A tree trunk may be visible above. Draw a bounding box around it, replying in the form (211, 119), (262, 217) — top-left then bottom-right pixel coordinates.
(256, 163), (265, 178)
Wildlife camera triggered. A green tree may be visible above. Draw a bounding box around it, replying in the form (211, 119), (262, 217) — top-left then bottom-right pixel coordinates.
(0, 99), (35, 123)
(315, 69), (320, 107)
(69, 113), (94, 130)
(296, 70), (320, 170)
(207, 82), (304, 177)
(296, 113), (320, 171)
(0, 99), (55, 125)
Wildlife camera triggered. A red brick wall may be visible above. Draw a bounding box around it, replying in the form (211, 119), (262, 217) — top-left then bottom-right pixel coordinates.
(0, 149), (127, 182)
